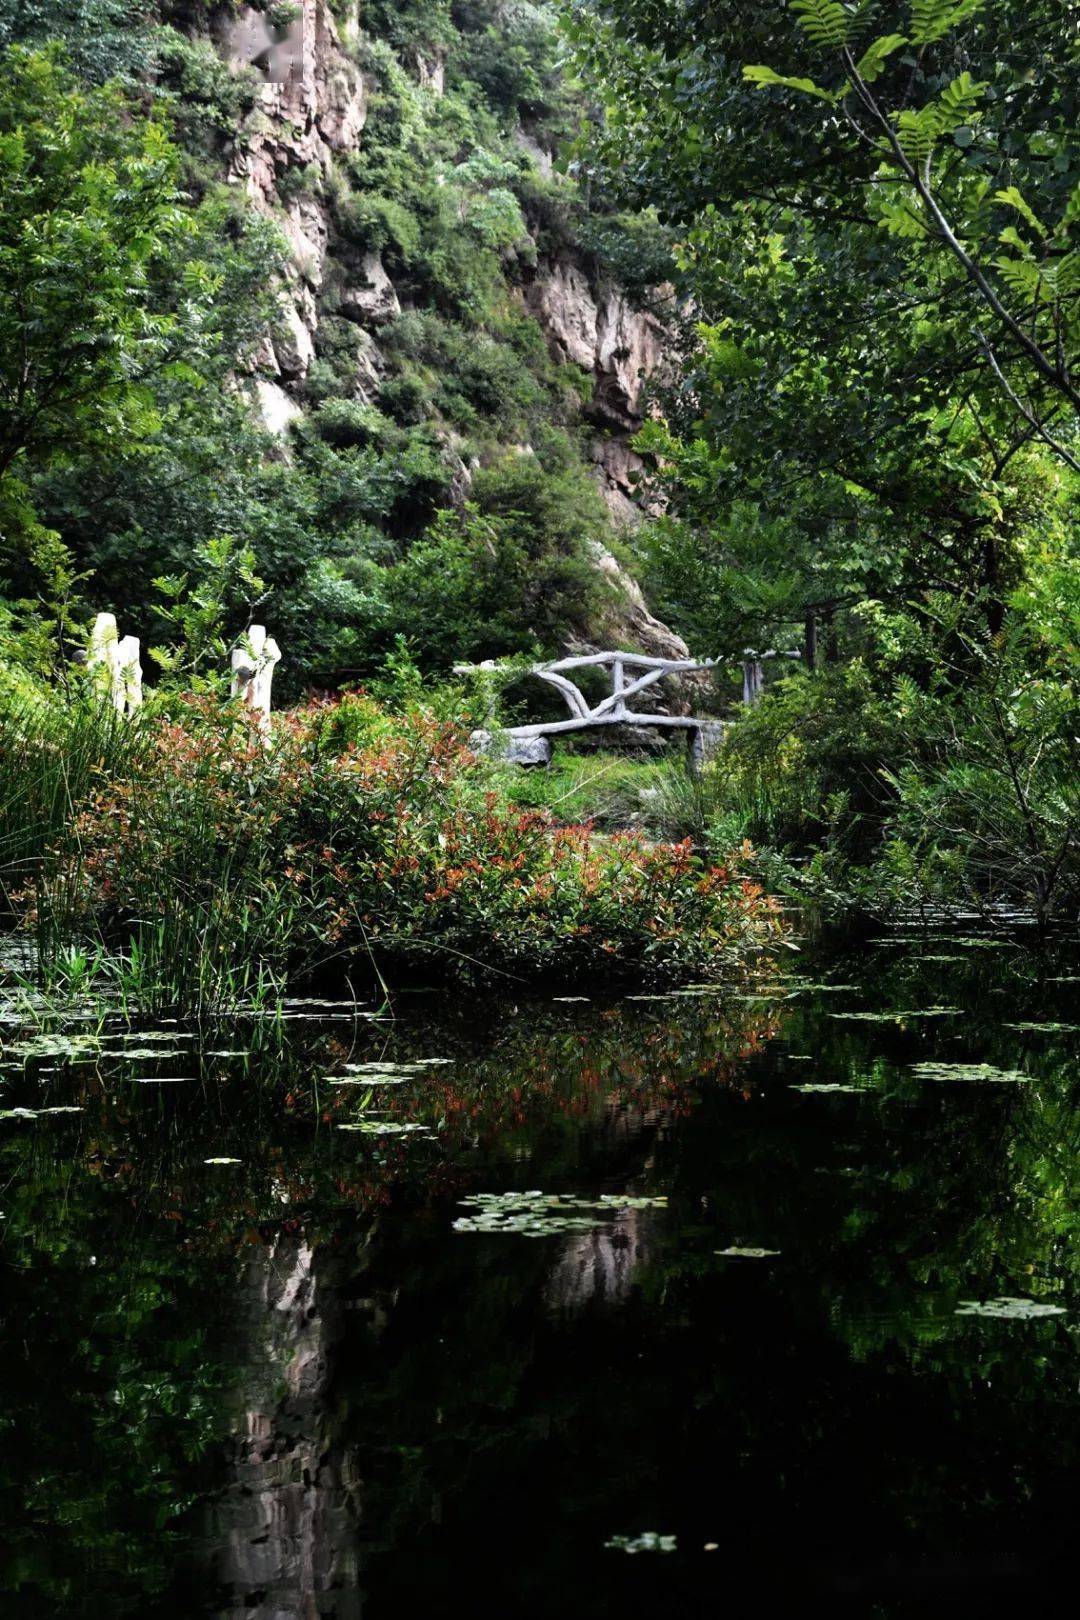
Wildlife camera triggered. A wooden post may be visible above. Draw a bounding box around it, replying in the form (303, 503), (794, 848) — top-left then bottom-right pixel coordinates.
(611, 657), (626, 720)
(804, 611), (817, 671)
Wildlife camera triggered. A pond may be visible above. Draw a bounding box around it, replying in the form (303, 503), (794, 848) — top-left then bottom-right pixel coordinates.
(0, 928), (1076, 1618)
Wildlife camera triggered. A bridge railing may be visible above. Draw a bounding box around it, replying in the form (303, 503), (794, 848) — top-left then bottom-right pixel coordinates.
(457, 648), (802, 766)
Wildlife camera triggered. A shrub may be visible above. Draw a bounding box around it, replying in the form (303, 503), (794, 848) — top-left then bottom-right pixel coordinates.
(21, 691), (785, 1008)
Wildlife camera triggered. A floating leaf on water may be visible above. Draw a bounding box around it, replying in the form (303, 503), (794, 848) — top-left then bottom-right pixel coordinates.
(790, 1083), (864, 1094)
(604, 1533), (676, 1556)
(955, 1297), (1065, 1320)
(716, 1246), (780, 1258)
(454, 1189), (667, 1236)
(343, 1059), (452, 1074)
(108, 1031), (195, 1043)
(1003, 1021), (1080, 1034)
(125, 1076), (198, 1084)
(910, 1062), (1029, 1084)
(784, 983), (860, 994)
(112, 1048), (186, 1060)
(6, 1034), (102, 1059)
(337, 1121), (432, 1135)
(204, 1156), (242, 1165)
(333, 1075), (408, 1086)
(828, 1007), (960, 1022)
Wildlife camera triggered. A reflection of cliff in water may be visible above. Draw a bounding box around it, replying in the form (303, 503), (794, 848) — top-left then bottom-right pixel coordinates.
(201, 1232), (363, 1620)
(540, 1098), (667, 1314)
(545, 1206), (648, 1313)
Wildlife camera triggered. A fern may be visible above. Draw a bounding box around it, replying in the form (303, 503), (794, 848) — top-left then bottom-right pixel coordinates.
(909, 0), (987, 46)
(1062, 180), (1080, 230)
(994, 255), (1045, 297)
(855, 33), (908, 83)
(791, 0), (854, 49)
(994, 186), (1048, 238)
(935, 71), (986, 131)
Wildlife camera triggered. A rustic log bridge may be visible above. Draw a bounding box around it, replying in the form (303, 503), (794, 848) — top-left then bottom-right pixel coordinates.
(461, 649), (800, 768)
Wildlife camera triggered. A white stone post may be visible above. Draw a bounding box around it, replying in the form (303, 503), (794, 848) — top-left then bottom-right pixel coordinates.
(742, 655), (765, 706)
(116, 634), (143, 713)
(231, 625), (281, 727)
(88, 613), (142, 715)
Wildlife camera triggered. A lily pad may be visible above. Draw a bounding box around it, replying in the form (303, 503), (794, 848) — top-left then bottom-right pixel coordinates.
(337, 1121), (432, 1135)
(125, 1076), (198, 1084)
(455, 1189), (667, 1236)
(911, 1062), (1029, 1084)
(333, 1076), (408, 1086)
(1003, 1021), (1080, 1033)
(111, 1048), (186, 1060)
(955, 1297), (1065, 1320)
(6, 1034), (102, 1059)
(604, 1533), (676, 1555)
(828, 1007), (959, 1022)
(790, 1083), (864, 1094)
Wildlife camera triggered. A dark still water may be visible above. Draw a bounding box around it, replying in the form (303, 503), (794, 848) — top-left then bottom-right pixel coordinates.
(0, 932), (1076, 1619)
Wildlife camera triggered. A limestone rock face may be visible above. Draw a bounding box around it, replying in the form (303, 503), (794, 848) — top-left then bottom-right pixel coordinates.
(222, 0), (365, 364)
(253, 378), (304, 438)
(525, 260), (668, 425)
(209, 6), (697, 691)
(524, 259), (671, 529)
(339, 251), (401, 324)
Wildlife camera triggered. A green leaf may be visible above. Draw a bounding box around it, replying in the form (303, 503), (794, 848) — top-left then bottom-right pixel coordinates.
(742, 64), (838, 102)
(909, 0), (987, 46)
(855, 33), (908, 84)
(791, 0), (854, 49)
(994, 185), (1048, 238)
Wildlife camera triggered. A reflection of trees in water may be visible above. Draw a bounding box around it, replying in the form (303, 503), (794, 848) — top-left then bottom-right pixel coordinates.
(203, 1233), (362, 1620)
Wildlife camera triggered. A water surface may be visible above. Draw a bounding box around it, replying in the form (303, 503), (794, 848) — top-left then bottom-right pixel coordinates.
(0, 933), (1076, 1617)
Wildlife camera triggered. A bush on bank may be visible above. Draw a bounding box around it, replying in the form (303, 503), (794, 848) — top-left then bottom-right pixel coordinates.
(6, 688), (784, 1010)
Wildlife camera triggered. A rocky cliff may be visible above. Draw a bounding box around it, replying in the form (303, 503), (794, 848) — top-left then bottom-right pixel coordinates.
(205, 0), (691, 668)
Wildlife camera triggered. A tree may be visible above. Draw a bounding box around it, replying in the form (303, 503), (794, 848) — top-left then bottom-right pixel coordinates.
(0, 46), (189, 550)
(564, 1), (1079, 648)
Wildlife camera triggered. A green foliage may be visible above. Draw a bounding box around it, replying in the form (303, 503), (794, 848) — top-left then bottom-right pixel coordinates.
(11, 683), (783, 1007)
(0, 0), (155, 82)
(0, 48), (188, 553)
